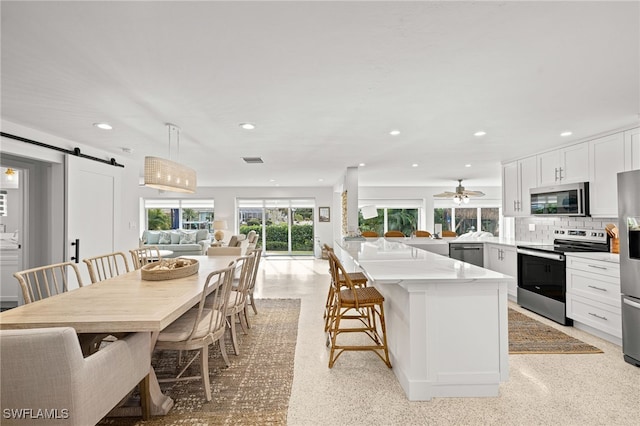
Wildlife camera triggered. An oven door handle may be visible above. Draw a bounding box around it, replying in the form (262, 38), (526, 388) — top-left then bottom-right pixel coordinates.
(517, 248), (565, 261)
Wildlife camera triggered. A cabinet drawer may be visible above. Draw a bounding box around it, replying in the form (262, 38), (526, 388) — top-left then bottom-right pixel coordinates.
(567, 295), (622, 338)
(566, 257), (620, 278)
(567, 269), (620, 307)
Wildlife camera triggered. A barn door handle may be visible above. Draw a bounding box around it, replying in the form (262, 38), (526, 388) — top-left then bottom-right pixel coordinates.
(71, 239), (80, 263)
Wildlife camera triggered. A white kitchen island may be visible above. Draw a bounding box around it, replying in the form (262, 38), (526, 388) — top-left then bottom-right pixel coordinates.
(334, 238), (512, 401)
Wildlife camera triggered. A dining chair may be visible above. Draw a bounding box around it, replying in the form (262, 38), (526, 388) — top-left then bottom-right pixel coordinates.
(361, 231), (379, 237)
(155, 263), (236, 402)
(225, 253), (256, 355)
(415, 230), (432, 237)
(14, 261), (84, 304)
(82, 251), (130, 283)
(325, 250), (391, 369)
(322, 244), (368, 332)
(384, 230), (405, 237)
(242, 248), (263, 323)
(129, 246), (162, 270)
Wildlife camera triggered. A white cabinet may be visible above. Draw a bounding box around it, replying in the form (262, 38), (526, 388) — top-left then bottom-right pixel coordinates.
(566, 256), (621, 342)
(625, 127), (640, 170)
(538, 143), (589, 187)
(485, 243), (517, 300)
(502, 156), (537, 217)
(589, 132), (626, 217)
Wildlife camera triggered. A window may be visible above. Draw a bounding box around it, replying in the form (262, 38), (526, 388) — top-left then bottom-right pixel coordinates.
(237, 198), (315, 255)
(144, 199), (214, 232)
(358, 200), (422, 236)
(434, 206), (501, 237)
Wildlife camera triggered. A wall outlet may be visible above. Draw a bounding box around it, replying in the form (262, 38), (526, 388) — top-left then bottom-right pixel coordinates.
(529, 224), (536, 231)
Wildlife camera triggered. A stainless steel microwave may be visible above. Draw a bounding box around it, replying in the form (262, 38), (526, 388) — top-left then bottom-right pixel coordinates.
(530, 182), (589, 216)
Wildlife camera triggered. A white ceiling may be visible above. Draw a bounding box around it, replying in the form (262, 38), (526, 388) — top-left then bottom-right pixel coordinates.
(1, 1), (639, 189)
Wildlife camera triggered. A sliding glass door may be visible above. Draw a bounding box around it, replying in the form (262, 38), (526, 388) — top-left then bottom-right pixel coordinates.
(238, 198), (314, 256)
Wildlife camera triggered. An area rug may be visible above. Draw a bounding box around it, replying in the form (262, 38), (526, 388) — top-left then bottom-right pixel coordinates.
(100, 298), (301, 425)
(509, 308), (602, 354)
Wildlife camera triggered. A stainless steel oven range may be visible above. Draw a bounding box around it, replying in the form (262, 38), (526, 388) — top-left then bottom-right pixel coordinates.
(516, 228), (610, 325)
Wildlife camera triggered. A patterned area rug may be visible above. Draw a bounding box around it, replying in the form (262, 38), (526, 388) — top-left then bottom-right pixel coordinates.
(100, 298), (300, 425)
(509, 308), (603, 354)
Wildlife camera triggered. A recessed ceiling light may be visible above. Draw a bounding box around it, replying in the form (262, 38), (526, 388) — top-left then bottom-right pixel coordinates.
(560, 131), (572, 137)
(93, 122), (112, 130)
(389, 129), (401, 136)
(269, 179), (276, 182)
(412, 163), (418, 168)
(318, 178), (324, 182)
(359, 163), (366, 167)
(474, 131), (486, 137)
(239, 123), (255, 130)
(465, 164), (472, 168)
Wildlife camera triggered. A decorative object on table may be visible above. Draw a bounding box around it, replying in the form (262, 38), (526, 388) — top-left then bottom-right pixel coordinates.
(434, 179), (485, 204)
(140, 258), (199, 281)
(144, 123), (196, 193)
(508, 308), (602, 354)
(213, 220), (228, 243)
(605, 223), (619, 253)
(318, 206), (330, 222)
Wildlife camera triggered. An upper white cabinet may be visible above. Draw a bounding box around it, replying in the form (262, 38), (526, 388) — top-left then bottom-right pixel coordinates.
(625, 127), (640, 170)
(502, 156), (537, 217)
(589, 133), (626, 217)
(538, 143), (589, 187)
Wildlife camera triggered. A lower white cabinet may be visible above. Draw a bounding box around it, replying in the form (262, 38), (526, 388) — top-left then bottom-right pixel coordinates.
(485, 243), (517, 300)
(0, 249), (21, 309)
(566, 256), (621, 341)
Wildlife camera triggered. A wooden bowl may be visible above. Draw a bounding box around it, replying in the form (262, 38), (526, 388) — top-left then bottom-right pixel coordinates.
(140, 258), (199, 281)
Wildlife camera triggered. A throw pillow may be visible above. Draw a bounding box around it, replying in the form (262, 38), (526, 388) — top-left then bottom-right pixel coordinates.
(179, 231), (197, 244)
(170, 231), (181, 244)
(146, 231), (160, 244)
(158, 231), (172, 245)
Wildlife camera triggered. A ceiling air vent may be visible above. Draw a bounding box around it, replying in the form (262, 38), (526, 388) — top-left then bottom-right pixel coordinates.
(242, 157), (264, 164)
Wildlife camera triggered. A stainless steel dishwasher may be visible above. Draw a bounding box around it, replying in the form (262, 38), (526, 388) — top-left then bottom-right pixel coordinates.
(448, 242), (484, 267)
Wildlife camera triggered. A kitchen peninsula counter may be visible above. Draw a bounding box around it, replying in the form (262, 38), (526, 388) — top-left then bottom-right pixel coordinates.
(334, 238), (512, 401)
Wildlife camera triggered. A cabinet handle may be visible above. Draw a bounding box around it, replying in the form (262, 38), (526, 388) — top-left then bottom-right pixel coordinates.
(517, 200), (521, 211)
(554, 167), (559, 182)
(587, 264), (607, 270)
(558, 167), (564, 181)
(588, 312), (608, 321)
(513, 200), (517, 211)
(587, 285), (607, 292)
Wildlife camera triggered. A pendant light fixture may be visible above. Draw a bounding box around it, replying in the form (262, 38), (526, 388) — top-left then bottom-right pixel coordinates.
(4, 168), (16, 181)
(144, 123), (197, 193)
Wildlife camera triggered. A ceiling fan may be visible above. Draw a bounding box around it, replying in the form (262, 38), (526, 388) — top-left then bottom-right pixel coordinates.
(434, 179), (485, 204)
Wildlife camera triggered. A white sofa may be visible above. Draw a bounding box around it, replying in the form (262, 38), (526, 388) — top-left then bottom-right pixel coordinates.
(141, 229), (211, 256)
(0, 327), (151, 425)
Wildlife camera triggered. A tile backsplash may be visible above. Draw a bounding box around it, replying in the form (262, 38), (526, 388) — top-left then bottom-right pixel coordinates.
(515, 216), (618, 243)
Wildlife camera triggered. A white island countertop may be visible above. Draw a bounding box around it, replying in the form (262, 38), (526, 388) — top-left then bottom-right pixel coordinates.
(338, 238), (513, 284)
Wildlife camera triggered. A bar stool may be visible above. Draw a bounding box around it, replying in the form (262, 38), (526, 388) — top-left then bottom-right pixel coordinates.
(325, 250), (391, 369)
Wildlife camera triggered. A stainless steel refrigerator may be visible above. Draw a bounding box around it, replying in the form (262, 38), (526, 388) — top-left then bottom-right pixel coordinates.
(618, 169), (640, 367)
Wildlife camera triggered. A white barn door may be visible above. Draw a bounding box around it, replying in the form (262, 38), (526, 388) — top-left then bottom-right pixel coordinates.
(66, 155), (122, 286)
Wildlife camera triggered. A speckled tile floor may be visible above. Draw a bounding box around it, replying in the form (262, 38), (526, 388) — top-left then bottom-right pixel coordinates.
(254, 256), (640, 426)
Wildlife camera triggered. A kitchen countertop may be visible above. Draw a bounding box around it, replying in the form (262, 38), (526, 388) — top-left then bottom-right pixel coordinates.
(565, 251), (620, 263)
(337, 238), (512, 283)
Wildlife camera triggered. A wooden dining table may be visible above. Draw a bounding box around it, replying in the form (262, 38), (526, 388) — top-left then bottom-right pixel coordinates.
(0, 255), (238, 419)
